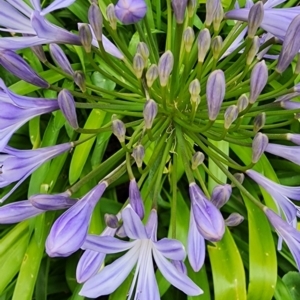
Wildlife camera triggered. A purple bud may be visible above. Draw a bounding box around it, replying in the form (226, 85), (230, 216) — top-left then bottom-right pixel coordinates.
(232, 173), (245, 186)
(249, 60), (268, 104)
(143, 99), (158, 129)
(183, 27), (195, 53)
(88, 3), (103, 42)
(211, 36), (223, 60)
(189, 183), (225, 241)
(205, 0), (221, 27)
(146, 64), (159, 87)
(132, 144), (145, 168)
(206, 69), (225, 121)
(115, 0), (147, 25)
(213, 2), (223, 31)
(191, 151), (205, 170)
(225, 213), (244, 227)
(276, 14), (300, 74)
(248, 2), (264, 38)
(0, 50), (49, 88)
(49, 44), (74, 76)
(31, 45), (47, 63)
(79, 24), (93, 53)
(158, 51), (174, 87)
(224, 105), (238, 129)
(189, 79), (201, 97)
(237, 94), (249, 113)
(211, 184), (232, 209)
(187, 0), (197, 17)
(112, 117), (126, 143)
(58, 89), (79, 129)
(198, 29), (211, 63)
(133, 53), (145, 79)
(253, 112), (266, 133)
(73, 71), (86, 92)
(137, 42), (150, 62)
(104, 214), (119, 228)
(252, 132), (268, 163)
(171, 0), (188, 24)
(0, 200), (43, 224)
(129, 178), (145, 219)
(246, 36), (260, 65)
(106, 4), (117, 30)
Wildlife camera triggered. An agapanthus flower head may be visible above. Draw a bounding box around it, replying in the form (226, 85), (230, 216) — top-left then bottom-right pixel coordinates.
(0, 143), (72, 203)
(46, 182), (108, 257)
(79, 205), (202, 298)
(115, 0), (147, 24)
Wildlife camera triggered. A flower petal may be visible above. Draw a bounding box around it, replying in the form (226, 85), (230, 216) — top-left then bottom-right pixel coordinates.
(154, 238), (185, 261)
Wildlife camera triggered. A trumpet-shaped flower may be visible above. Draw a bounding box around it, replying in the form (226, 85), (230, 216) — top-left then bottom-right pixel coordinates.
(264, 207), (300, 270)
(246, 169), (300, 225)
(79, 206), (202, 298)
(115, 0), (147, 24)
(0, 143), (72, 203)
(225, 0), (300, 41)
(0, 79), (58, 151)
(46, 182), (107, 257)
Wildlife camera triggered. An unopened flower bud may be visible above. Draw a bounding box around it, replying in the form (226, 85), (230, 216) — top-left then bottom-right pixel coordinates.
(224, 105), (238, 129)
(207, 69), (225, 121)
(211, 36), (223, 60)
(132, 144), (145, 168)
(146, 64), (159, 87)
(129, 178), (145, 219)
(143, 99), (158, 129)
(237, 94), (249, 113)
(225, 213), (244, 226)
(133, 53), (145, 79)
(198, 28), (211, 63)
(187, 0), (197, 17)
(73, 71), (86, 92)
(137, 42), (149, 63)
(213, 3), (223, 32)
(276, 14), (300, 74)
(232, 173), (244, 186)
(211, 184), (232, 209)
(58, 89), (79, 129)
(252, 132), (268, 163)
(183, 27), (195, 53)
(253, 112), (266, 132)
(248, 1), (264, 38)
(104, 213), (119, 228)
(189, 79), (201, 98)
(31, 45), (47, 63)
(249, 60), (268, 104)
(112, 117), (126, 143)
(205, 0), (220, 27)
(158, 51), (174, 87)
(115, 0), (147, 24)
(79, 24), (93, 53)
(172, 0), (188, 24)
(106, 4), (117, 30)
(49, 44), (74, 76)
(191, 152), (205, 169)
(246, 36), (260, 65)
(88, 3), (103, 42)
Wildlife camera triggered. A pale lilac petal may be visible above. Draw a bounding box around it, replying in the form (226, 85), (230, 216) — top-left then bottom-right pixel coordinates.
(145, 208), (158, 240)
(82, 235), (136, 253)
(153, 247), (203, 296)
(79, 244), (140, 297)
(265, 143), (300, 166)
(122, 206), (147, 239)
(0, 200), (43, 223)
(154, 238), (185, 260)
(188, 208), (205, 272)
(7, 0), (33, 16)
(41, 0), (76, 15)
(30, 0), (41, 11)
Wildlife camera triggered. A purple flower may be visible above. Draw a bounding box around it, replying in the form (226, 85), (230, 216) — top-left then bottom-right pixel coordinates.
(225, 0), (300, 41)
(129, 178), (145, 219)
(76, 226), (117, 283)
(246, 169), (300, 226)
(115, 0), (147, 24)
(189, 183), (225, 241)
(0, 79), (58, 151)
(265, 143), (300, 166)
(264, 207), (300, 270)
(46, 182), (107, 257)
(79, 206), (202, 298)
(0, 143), (72, 203)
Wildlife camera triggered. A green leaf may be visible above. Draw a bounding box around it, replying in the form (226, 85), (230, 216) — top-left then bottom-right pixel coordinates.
(109, 273), (133, 300)
(208, 228), (247, 300)
(91, 72), (116, 91)
(282, 272), (300, 300)
(274, 276), (293, 300)
(243, 182), (277, 300)
(69, 109), (106, 184)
